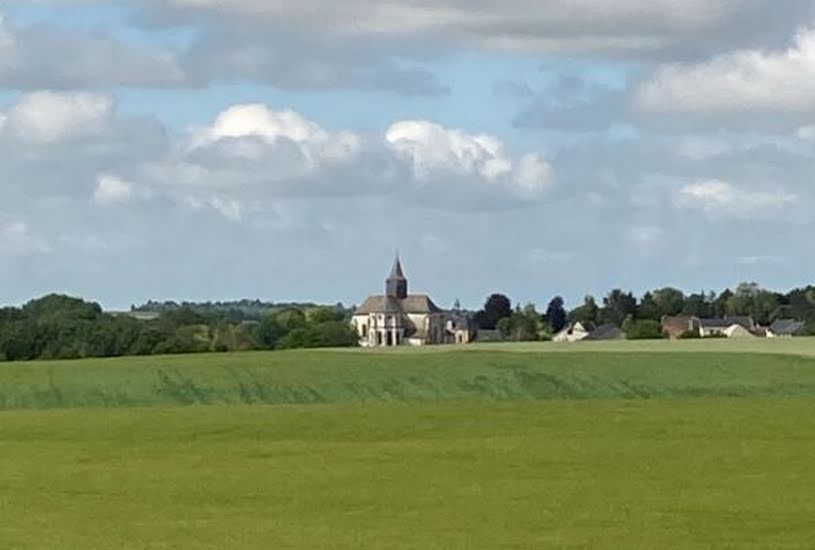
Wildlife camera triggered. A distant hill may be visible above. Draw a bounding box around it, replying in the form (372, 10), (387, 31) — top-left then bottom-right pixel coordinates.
(130, 300), (350, 321)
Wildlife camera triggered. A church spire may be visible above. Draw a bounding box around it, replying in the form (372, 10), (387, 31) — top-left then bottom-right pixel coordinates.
(386, 254), (408, 299)
(390, 253), (405, 280)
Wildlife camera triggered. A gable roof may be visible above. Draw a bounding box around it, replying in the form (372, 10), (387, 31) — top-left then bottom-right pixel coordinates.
(570, 321), (595, 333)
(700, 317), (754, 329)
(769, 319), (806, 335)
(356, 296), (401, 314)
(401, 295), (442, 314)
(355, 294), (442, 315)
(584, 324), (626, 341)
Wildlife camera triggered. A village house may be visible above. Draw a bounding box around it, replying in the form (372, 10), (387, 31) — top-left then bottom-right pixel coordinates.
(661, 315), (702, 340)
(553, 321), (595, 342)
(659, 315), (792, 339)
(699, 317), (756, 338)
(767, 319), (807, 338)
(352, 257), (474, 347)
(583, 324), (626, 341)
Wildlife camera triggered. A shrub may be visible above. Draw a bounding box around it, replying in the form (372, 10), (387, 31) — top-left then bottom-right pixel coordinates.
(626, 320), (664, 340)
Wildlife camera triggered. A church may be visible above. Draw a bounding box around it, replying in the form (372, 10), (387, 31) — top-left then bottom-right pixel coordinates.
(352, 257), (473, 347)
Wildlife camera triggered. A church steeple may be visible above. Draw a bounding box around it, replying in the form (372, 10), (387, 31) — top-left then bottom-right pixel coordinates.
(386, 254), (408, 299)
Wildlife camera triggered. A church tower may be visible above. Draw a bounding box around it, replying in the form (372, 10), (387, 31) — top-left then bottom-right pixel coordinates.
(386, 255), (408, 299)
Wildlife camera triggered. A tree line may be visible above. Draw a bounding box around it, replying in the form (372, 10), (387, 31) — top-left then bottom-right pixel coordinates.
(3, 281), (815, 361)
(473, 282), (815, 341)
(0, 295), (357, 362)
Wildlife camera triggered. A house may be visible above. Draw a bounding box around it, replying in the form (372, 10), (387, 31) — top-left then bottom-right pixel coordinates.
(583, 324), (626, 341)
(723, 324), (757, 338)
(661, 315), (701, 340)
(767, 319), (807, 338)
(699, 317), (755, 338)
(446, 313), (476, 344)
(553, 321), (595, 343)
(352, 256), (472, 347)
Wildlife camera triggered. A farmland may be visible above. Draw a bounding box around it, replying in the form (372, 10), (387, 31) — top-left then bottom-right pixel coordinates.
(2, 341), (815, 548)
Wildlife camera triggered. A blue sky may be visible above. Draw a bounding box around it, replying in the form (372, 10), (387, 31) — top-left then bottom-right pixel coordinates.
(1, 1), (814, 310)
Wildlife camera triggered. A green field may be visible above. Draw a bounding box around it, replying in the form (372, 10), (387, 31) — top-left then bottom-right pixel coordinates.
(3, 341), (815, 548)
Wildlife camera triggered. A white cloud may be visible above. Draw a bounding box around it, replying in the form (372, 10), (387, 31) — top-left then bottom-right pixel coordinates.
(386, 120), (552, 197)
(386, 120), (512, 181)
(677, 179), (795, 216)
(193, 104), (361, 165)
(798, 125), (815, 140)
(94, 174), (133, 205)
(0, 221), (51, 255)
(8, 91), (113, 143)
(0, 110), (6, 133)
(636, 26), (815, 113)
(184, 195), (244, 221)
(630, 225), (664, 244)
(514, 153), (554, 196)
(209, 196), (243, 221)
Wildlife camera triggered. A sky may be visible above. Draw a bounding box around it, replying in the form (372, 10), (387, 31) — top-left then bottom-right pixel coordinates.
(1, 1), (815, 311)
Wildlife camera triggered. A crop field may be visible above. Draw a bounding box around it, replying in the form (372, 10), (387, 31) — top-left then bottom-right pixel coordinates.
(3, 340), (815, 549)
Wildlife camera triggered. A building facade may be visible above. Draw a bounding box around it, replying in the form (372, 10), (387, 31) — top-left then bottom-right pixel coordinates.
(352, 257), (472, 347)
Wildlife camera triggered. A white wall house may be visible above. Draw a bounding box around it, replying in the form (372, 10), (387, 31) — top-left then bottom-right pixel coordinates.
(553, 321), (594, 343)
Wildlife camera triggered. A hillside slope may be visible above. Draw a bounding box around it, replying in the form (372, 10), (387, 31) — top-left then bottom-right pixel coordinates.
(2, 349), (815, 410)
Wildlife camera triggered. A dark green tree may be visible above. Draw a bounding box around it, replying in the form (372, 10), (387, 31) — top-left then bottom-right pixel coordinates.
(475, 294), (513, 330)
(545, 296), (568, 333)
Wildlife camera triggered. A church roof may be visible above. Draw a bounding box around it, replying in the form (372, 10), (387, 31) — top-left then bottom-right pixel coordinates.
(356, 294), (442, 315)
(388, 256), (406, 280)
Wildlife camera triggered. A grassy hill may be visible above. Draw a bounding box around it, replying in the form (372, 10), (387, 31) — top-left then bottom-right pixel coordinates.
(3, 344), (815, 410)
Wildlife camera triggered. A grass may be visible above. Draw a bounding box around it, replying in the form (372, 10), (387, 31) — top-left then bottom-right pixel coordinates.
(467, 337), (815, 356)
(3, 346), (815, 410)
(3, 341), (815, 548)
(2, 400), (815, 549)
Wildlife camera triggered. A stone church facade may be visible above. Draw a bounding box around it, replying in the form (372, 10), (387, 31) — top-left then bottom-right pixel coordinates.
(352, 257), (473, 347)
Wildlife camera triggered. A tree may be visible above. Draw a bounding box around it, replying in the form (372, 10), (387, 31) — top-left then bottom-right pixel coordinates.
(713, 289), (733, 318)
(570, 296), (599, 325)
(277, 321), (358, 350)
(651, 287), (685, 317)
(275, 308), (307, 331)
(257, 316), (286, 349)
(626, 319), (664, 340)
(683, 292), (714, 318)
(497, 312), (539, 341)
(160, 307), (206, 327)
(546, 296), (568, 333)
(475, 294), (512, 330)
(725, 282), (780, 325)
(308, 307), (345, 324)
(22, 294), (102, 321)
(600, 289), (637, 327)
(637, 292), (661, 321)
